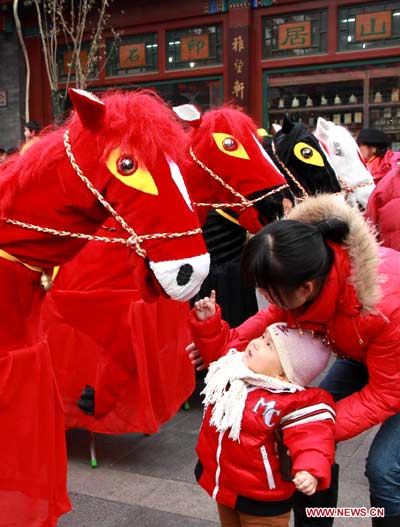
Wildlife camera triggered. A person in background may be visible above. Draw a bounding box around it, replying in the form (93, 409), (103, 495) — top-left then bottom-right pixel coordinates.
(191, 290), (335, 527)
(357, 128), (400, 251)
(20, 120), (41, 154)
(356, 128), (399, 184)
(6, 147), (18, 156)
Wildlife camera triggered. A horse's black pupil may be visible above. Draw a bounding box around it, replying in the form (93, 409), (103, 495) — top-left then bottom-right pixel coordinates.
(301, 148), (312, 158)
(121, 158), (134, 172)
(223, 138), (236, 151)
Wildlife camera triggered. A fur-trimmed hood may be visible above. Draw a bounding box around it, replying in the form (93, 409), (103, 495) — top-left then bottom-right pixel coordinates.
(286, 194), (381, 313)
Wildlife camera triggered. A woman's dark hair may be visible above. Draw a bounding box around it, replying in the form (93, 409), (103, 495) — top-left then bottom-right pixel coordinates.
(374, 145), (389, 158)
(241, 218), (349, 305)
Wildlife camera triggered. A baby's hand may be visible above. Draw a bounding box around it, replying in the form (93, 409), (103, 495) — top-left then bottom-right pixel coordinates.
(194, 290), (216, 321)
(293, 471), (318, 496)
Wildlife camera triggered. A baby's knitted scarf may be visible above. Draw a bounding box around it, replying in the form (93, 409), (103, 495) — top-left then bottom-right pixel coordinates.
(201, 349), (303, 442)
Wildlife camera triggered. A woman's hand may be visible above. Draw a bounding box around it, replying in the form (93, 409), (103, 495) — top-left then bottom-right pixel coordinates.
(185, 342), (206, 371)
(193, 290), (216, 321)
(293, 471), (318, 496)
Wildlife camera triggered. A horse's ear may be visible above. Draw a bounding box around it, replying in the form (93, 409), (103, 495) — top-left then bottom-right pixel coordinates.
(68, 88), (105, 130)
(315, 117), (332, 141)
(173, 104), (202, 128)
(281, 113), (294, 134)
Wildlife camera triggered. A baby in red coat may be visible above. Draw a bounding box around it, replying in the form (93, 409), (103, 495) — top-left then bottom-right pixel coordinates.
(192, 290), (336, 527)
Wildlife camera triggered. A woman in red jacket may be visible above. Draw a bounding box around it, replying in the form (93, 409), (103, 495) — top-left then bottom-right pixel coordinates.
(189, 194), (400, 527)
(357, 128), (400, 251)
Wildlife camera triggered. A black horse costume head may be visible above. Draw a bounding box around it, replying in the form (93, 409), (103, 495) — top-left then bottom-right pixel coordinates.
(264, 113), (341, 199)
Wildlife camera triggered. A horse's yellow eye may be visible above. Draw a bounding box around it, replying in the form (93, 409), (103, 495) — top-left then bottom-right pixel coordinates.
(294, 142), (325, 167)
(212, 133), (249, 160)
(106, 147), (158, 195)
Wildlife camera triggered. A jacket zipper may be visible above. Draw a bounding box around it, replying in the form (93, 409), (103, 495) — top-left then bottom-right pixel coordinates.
(352, 318), (364, 346)
(260, 445), (276, 490)
(212, 430), (225, 500)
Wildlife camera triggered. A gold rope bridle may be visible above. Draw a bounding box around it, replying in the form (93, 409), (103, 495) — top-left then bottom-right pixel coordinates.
(271, 139), (373, 202)
(2, 130), (202, 259)
(270, 141), (309, 200)
(189, 147), (290, 210)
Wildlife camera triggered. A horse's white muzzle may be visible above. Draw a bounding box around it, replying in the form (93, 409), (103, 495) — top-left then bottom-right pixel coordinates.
(150, 253), (210, 301)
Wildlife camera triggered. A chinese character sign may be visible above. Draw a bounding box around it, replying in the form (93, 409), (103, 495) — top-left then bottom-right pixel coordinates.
(355, 11), (392, 41)
(234, 58), (244, 75)
(181, 35), (209, 61)
(232, 35), (245, 53)
(278, 21), (311, 50)
(229, 27), (249, 107)
(120, 43), (146, 68)
(232, 80), (245, 100)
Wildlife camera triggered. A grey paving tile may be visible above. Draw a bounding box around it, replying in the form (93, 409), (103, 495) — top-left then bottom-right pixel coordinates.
(123, 505), (219, 527)
(336, 428), (377, 459)
(110, 428), (199, 482)
(66, 462), (219, 523)
(58, 493), (136, 527)
(59, 493), (218, 527)
(166, 404), (204, 435)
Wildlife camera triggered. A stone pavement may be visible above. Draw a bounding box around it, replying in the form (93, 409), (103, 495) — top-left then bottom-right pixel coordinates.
(59, 372), (377, 527)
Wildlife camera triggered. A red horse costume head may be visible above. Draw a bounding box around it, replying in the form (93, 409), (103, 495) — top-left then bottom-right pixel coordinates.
(0, 89), (210, 301)
(174, 104), (293, 233)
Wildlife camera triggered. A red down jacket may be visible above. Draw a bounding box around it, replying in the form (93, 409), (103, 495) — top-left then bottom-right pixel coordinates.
(190, 195), (400, 442)
(195, 379), (335, 512)
(366, 150), (400, 251)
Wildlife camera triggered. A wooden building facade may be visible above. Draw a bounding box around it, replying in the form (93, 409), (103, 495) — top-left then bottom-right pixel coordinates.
(2, 0), (400, 146)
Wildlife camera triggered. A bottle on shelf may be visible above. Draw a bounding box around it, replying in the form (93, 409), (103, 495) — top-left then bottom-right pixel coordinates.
(320, 95), (328, 105)
(306, 96), (313, 107)
(349, 94), (357, 103)
(278, 97), (285, 108)
(334, 94), (342, 105)
(391, 88), (399, 102)
(374, 91), (382, 103)
(291, 96), (299, 108)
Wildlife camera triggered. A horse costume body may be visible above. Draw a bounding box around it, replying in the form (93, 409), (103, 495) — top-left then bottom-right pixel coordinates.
(0, 88), (209, 525)
(43, 102), (291, 440)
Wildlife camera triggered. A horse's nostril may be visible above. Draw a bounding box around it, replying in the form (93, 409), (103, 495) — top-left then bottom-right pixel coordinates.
(177, 263), (193, 286)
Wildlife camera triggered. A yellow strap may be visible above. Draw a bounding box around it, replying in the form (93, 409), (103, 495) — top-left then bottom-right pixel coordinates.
(215, 208), (240, 226)
(0, 248), (43, 273)
(257, 127), (270, 138)
(52, 266), (60, 280)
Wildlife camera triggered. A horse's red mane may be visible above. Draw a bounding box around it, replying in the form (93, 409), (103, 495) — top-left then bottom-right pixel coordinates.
(0, 89), (188, 213)
(86, 89), (188, 167)
(192, 104), (259, 149)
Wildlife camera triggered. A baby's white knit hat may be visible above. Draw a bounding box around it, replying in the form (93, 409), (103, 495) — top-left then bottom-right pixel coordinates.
(268, 323), (331, 386)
